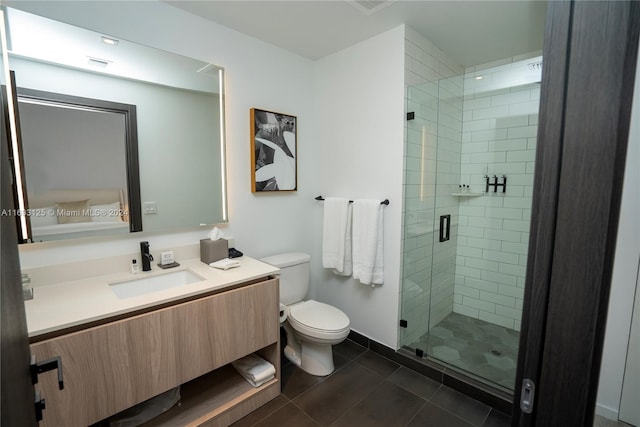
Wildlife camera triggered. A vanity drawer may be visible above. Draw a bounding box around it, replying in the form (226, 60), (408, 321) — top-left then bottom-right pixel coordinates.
(30, 278), (279, 427)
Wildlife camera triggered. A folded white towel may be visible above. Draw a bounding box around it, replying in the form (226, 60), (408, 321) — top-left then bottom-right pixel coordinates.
(231, 354), (276, 385)
(352, 199), (384, 285)
(322, 197), (351, 275)
(241, 374), (275, 388)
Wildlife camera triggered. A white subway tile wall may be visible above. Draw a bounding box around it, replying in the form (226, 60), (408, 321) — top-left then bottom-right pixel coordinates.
(454, 53), (542, 331)
(401, 27), (464, 346)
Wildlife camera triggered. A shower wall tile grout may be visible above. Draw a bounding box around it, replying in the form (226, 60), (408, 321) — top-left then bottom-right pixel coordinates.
(401, 46), (542, 350)
(401, 25), (464, 346)
(455, 52), (541, 331)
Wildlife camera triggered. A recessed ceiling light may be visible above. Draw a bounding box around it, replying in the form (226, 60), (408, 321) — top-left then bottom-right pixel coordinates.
(100, 36), (119, 46)
(475, 76), (484, 80)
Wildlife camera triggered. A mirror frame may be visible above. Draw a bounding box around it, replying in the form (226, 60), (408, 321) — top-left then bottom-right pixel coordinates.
(16, 87), (142, 240)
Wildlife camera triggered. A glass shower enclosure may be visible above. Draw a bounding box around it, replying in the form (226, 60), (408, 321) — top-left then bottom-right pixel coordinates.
(400, 54), (542, 391)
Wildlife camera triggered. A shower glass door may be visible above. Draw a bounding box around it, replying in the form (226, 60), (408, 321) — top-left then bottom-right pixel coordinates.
(400, 53), (542, 391)
(400, 78), (440, 360)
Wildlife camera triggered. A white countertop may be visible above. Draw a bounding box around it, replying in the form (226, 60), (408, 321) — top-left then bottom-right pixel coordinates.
(25, 257), (279, 338)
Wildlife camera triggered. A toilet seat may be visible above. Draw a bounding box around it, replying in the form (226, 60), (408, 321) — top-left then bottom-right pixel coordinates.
(288, 300), (350, 340)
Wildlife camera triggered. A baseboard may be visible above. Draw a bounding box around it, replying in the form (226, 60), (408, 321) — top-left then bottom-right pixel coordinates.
(347, 330), (514, 415)
(595, 403), (619, 421)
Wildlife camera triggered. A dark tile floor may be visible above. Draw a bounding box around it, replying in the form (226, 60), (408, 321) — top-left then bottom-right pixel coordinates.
(232, 339), (511, 427)
(411, 313), (520, 390)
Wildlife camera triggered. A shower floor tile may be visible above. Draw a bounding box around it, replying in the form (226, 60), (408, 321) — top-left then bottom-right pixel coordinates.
(410, 312), (520, 390)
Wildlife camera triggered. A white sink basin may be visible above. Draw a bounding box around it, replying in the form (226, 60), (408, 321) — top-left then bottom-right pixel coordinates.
(110, 269), (204, 299)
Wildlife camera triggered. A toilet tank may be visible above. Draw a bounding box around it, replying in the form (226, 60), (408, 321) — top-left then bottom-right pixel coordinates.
(260, 252), (310, 305)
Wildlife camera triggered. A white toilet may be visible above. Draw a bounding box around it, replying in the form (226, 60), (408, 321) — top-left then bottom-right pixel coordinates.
(261, 252), (350, 376)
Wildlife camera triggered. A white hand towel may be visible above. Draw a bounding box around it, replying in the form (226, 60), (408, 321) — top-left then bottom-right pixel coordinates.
(322, 197), (351, 274)
(242, 374), (275, 388)
(352, 199), (384, 285)
(336, 203), (353, 276)
(231, 354), (276, 384)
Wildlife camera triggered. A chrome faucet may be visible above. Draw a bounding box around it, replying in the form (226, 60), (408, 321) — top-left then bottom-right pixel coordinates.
(140, 241), (153, 271)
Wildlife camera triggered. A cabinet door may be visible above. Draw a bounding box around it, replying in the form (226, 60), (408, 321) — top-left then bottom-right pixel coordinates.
(31, 278), (279, 427)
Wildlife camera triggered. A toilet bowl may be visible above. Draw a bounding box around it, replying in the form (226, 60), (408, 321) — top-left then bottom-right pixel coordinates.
(282, 300), (350, 375)
(261, 252), (350, 376)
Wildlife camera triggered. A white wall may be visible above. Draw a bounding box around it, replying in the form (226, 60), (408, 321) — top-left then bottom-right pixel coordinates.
(15, 1), (316, 268)
(596, 37), (640, 421)
(310, 25), (406, 348)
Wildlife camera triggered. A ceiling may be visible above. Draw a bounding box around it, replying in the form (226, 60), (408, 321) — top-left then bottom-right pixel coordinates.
(166, 0), (547, 67)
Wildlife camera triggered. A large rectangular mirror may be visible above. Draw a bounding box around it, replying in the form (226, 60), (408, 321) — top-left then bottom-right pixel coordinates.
(2, 6), (227, 243)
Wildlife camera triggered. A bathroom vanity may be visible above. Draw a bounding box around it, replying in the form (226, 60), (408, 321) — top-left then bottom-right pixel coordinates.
(25, 253), (280, 427)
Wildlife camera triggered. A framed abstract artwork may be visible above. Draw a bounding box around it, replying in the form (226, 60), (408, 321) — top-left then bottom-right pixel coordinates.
(250, 108), (297, 192)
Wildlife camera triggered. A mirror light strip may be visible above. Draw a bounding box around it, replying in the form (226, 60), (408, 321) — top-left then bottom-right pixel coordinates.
(219, 69), (227, 221)
(0, 10), (29, 241)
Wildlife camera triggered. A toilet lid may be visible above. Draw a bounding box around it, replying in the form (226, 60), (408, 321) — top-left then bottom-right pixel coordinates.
(288, 300), (350, 332)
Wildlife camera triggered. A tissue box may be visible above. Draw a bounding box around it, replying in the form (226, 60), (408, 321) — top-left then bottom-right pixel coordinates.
(200, 239), (228, 264)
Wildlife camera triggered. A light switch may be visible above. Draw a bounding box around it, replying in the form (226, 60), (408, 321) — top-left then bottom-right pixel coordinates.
(143, 202), (157, 214)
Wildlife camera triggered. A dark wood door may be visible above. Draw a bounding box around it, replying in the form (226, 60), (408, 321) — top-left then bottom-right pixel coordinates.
(514, 1), (640, 426)
(1, 78), (37, 424)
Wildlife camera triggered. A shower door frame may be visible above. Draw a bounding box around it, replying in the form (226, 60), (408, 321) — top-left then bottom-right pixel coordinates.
(514, 1), (640, 426)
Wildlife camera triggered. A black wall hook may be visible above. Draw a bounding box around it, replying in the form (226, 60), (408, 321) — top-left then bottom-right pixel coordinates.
(484, 175), (507, 193)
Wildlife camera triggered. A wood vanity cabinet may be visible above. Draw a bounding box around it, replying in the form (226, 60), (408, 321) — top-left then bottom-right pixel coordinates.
(30, 277), (280, 427)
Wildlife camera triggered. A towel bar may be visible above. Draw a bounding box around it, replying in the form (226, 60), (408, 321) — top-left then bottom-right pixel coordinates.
(315, 196), (389, 205)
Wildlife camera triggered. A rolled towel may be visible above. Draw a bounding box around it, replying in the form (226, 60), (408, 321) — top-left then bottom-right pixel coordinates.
(232, 354), (276, 385)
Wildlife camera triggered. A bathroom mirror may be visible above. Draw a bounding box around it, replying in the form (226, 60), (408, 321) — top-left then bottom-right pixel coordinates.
(3, 7), (227, 243)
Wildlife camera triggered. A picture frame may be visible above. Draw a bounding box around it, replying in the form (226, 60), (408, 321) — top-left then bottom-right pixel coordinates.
(250, 108), (297, 192)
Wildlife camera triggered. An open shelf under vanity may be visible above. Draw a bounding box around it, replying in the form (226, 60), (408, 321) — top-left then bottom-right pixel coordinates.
(141, 345), (280, 427)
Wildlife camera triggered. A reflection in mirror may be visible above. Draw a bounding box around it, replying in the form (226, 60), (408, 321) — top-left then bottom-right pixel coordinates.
(3, 6), (227, 243)
(17, 88), (142, 242)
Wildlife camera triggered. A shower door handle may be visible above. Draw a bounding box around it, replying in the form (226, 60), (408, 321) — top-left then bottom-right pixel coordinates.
(439, 215), (451, 242)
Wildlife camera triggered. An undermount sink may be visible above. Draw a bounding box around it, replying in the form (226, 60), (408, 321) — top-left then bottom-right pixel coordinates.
(109, 269), (204, 299)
